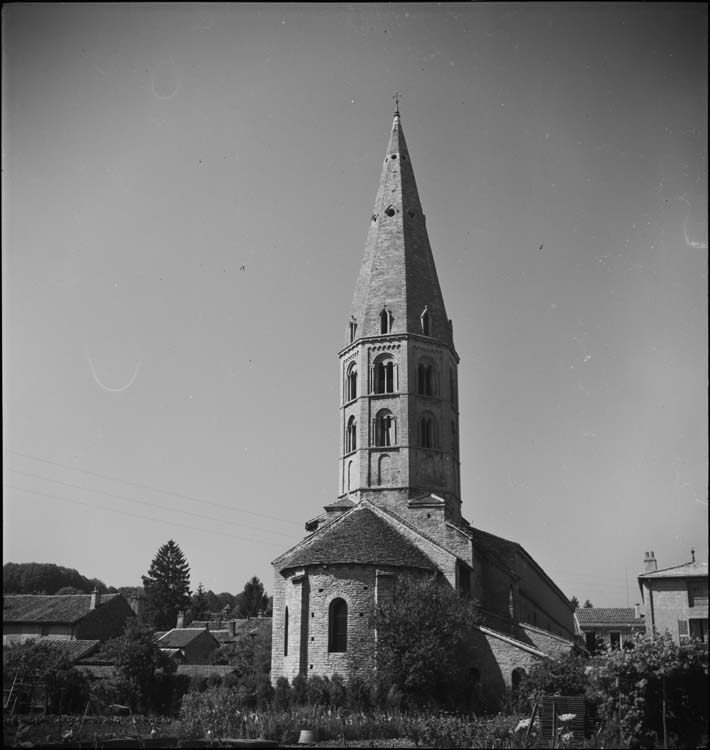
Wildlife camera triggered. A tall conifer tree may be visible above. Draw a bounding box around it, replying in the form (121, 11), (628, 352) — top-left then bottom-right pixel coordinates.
(141, 540), (191, 629)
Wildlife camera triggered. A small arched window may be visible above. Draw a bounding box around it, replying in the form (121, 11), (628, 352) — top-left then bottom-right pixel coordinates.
(328, 598), (348, 652)
(346, 416), (357, 453)
(449, 368), (457, 405)
(419, 416), (434, 448)
(373, 356), (395, 394)
(420, 307), (431, 336)
(380, 308), (393, 334)
(451, 422), (458, 457)
(349, 317), (358, 343)
(374, 410), (395, 447)
(284, 607), (289, 656)
(417, 361), (435, 396)
(346, 364), (358, 402)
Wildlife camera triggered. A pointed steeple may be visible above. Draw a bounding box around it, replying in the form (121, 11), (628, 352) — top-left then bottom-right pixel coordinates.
(349, 112), (455, 351)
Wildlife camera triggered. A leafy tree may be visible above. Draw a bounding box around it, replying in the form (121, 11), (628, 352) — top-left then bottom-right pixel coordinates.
(191, 583), (209, 621)
(56, 586), (84, 595)
(141, 539), (191, 629)
(204, 589), (222, 614)
(520, 650), (589, 707)
(3, 640), (90, 714)
(569, 595), (580, 610)
(587, 633), (708, 748)
(373, 574), (481, 710)
(583, 599), (593, 608)
(102, 619), (177, 713)
(233, 576), (268, 618)
(216, 591), (236, 611)
(3, 562), (109, 594)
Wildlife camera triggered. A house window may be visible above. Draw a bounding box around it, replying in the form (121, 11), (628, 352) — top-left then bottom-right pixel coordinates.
(610, 632), (621, 649)
(346, 364), (358, 402)
(374, 410), (395, 447)
(420, 307), (431, 336)
(346, 416), (357, 453)
(689, 618), (708, 643)
(373, 357), (395, 394)
(678, 619), (690, 644)
(688, 581), (709, 608)
(328, 598), (347, 652)
(417, 362), (435, 396)
(284, 607), (289, 656)
(380, 308), (393, 334)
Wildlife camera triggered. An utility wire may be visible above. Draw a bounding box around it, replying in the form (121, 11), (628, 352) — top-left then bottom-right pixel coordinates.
(6, 468), (296, 540)
(7, 449), (302, 526)
(4, 483), (288, 549)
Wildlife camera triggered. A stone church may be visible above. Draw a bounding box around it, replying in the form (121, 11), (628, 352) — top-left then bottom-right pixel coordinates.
(271, 108), (576, 706)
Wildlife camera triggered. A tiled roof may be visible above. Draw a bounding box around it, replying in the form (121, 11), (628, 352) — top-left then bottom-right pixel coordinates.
(47, 639), (101, 662)
(276, 504), (438, 573)
(3, 594), (120, 624)
(157, 628), (218, 648)
(638, 561), (708, 579)
(575, 608), (644, 625)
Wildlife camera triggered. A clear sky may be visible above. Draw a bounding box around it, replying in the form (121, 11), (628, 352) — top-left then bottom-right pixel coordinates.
(3, 3), (707, 607)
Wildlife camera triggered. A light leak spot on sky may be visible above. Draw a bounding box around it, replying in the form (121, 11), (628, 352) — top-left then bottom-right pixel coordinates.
(151, 58), (180, 100)
(86, 350), (141, 393)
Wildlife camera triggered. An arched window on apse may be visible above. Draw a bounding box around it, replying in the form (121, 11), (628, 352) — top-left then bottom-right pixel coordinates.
(328, 598), (348, 652)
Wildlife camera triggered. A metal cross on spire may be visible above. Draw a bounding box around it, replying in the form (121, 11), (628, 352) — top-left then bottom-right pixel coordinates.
(392, 91), (402, 116)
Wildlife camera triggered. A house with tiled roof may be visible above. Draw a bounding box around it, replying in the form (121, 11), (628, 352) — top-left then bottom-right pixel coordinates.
(3, 591), (135, 645)
(575, 607), (645, 652)
(270, 107), (576, 710)
(156, 627), (220, 664)
(638, 550), (708, 644)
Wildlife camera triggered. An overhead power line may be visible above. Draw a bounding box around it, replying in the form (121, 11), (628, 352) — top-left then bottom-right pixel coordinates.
(4, 483), (288, 549)
(6, 468), (296, 541)
(7, 449), (302, 526)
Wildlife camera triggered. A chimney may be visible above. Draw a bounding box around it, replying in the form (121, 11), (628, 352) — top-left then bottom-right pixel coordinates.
(176, 610), (185, 629)
(228, 620), (236, 637)
(691, 547), (696, 563)
(90, 588), (101, 610)
(643, 550), (657, 573)
(634, 603), (641, 619)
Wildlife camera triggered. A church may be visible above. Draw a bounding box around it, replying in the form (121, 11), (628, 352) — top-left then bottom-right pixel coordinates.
(270, 107), (576, 706)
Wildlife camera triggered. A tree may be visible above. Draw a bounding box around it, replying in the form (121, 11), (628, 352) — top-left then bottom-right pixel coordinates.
(216, 592), (236, 612)
(3, 640), (90, 714)
(569, 595), (579, 610)
(373, 574), (481, 710)
(583, 599), (593, 608)
(233, 576), (268, 618)
(191, 583), (209, 621)
(141, 540), (191, 630)
(102, 619), (177, 714)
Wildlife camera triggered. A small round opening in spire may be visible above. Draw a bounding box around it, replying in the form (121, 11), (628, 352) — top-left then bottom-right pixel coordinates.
(391, 154), (398, 160)
(385, 207), (395, 217)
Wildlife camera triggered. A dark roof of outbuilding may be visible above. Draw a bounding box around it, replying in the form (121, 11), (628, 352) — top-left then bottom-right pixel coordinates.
(575, 608), (644, 625)
(2, 594), (122, 624)
(157, 628), (219, 648)
(276, 504), (438, 573)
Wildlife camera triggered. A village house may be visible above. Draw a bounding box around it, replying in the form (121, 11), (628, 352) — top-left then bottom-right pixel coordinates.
(270, 107), (576, 707)
(3, 591), (135, 645)
(156, 628), (221, 664)
(575, 606), (646, 652)
(638, 550), (709, 644)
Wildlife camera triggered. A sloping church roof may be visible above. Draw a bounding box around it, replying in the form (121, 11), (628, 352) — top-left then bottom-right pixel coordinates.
(275, 502), (439, 573)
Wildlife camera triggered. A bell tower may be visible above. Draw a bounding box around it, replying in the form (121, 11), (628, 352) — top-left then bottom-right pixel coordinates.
(338, 108), (461, 522)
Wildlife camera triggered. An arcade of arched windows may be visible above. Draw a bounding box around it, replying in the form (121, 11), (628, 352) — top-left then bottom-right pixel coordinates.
(373, 409), (396, 447)
(418, 414), (439, 449)
(371, 355), (398, 394)
(416, 360), (438, 396)
(345, 416), (357, 454)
